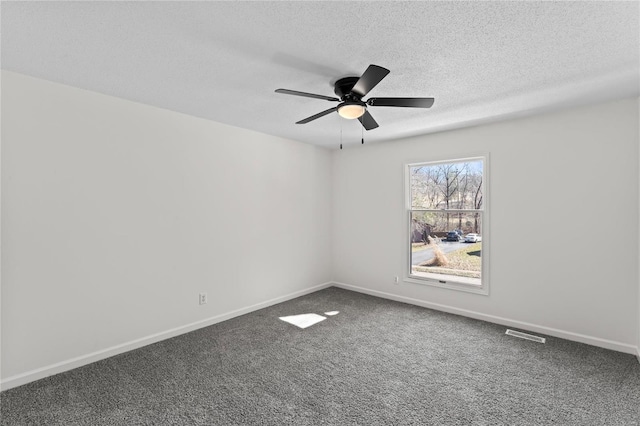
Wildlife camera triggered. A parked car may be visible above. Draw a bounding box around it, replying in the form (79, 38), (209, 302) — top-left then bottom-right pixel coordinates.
(464, 233), (482, 243)
(446, 231), (462, 242)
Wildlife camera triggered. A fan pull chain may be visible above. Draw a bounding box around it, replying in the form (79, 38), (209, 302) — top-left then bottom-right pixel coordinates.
(361, 125), (364, 145)
(340, 121), (343, 150)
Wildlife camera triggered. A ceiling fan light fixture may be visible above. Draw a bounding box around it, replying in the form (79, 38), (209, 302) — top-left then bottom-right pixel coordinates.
(275, 64), (434, 131)
(337, 102), (366, 119)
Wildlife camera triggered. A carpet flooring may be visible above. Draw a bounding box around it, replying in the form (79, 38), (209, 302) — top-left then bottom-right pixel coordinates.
(1, 287), (639, 425)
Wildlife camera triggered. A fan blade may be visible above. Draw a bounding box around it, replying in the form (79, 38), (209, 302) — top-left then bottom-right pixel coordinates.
(351, 65), (390, 97)
(275, 89), (339, 102)
(358, 110), (379, 130)
(367, 97), (435, 108)
(296, 107), (338, 124)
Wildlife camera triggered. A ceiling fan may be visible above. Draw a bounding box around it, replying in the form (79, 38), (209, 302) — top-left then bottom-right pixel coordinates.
(275, 64), (434, 130)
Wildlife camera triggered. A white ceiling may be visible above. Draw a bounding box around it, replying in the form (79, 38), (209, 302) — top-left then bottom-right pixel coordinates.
(2, 1), (638, 149)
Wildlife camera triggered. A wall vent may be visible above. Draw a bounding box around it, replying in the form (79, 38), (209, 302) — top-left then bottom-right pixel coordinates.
(505, 329), (546, 344)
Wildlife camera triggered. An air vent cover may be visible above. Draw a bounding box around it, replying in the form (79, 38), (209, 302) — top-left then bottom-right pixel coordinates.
(505, 329), (546, 344)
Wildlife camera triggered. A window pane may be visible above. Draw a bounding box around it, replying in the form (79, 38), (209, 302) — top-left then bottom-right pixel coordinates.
(410, 211), (482, 285)
(410, 160), (483, 210)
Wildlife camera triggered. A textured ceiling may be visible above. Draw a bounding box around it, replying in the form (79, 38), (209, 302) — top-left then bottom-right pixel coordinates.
(2, 1), (638, 149)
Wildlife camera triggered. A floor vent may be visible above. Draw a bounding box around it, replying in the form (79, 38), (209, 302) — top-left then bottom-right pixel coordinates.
(505, 329), (546, 344)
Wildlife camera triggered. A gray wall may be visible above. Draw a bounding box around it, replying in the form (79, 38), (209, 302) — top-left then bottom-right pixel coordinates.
(332, 97), (639, 353)
(1, 71), (333, 388)
(2, 70), (638, 390)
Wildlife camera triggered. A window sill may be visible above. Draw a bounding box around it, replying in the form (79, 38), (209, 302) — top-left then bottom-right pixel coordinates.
(405, 273), (489, 295)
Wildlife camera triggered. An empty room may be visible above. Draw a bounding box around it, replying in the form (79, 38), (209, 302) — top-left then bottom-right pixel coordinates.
(1, 2), (639, 425)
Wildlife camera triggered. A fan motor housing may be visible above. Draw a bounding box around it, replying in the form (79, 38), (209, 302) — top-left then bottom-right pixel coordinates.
(334, 76), (360, 100)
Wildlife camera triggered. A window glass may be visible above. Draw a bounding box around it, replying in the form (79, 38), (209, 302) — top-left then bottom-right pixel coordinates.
(408, 158), (486, 291)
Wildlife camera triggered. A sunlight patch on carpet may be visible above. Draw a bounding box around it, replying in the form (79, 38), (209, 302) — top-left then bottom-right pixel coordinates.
(279, 313), (327, 329)
(324, 311), (339, 316)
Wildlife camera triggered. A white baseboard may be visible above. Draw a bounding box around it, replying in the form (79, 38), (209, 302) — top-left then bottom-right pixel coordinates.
(0, 281), (333, 392)
(332, 281), (638, 356)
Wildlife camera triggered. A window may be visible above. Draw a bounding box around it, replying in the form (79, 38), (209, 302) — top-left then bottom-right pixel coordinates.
(406, 156), (488, 294)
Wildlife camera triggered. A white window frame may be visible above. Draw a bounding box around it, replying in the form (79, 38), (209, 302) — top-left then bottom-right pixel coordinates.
(404, 155), (489, 295)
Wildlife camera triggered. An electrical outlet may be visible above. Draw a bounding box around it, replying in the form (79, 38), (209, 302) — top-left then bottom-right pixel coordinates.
(394, 276), (399, 285)
(199, 293), (208, 305)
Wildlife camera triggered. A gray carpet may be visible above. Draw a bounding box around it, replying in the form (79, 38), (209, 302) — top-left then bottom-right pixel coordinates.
(1, 287), (639, 425)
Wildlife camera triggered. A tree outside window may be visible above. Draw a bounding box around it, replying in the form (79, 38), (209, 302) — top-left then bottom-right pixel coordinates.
(408, 157), (486, 291)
